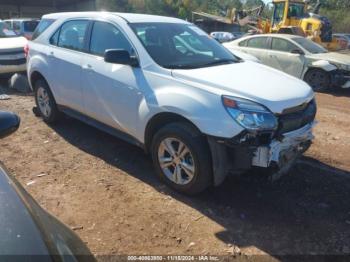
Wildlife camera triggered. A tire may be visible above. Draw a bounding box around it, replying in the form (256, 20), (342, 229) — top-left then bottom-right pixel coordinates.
(304, 69), (331, 92)
(151, 122), (212, 195)
(34, 79), (60, 123)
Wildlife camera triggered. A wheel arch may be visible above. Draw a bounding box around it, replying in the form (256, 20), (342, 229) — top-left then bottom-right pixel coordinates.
(30, 71), (47, 89)
(144, 112), (203, 153)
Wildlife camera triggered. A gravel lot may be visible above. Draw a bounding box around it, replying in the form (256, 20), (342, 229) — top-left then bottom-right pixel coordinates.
(1, 78), (350, 261)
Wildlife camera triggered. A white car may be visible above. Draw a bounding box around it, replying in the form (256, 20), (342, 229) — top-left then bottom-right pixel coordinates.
(27, 12), (316, 194)
(210, 32), (235, 43)
(3, 18), (40, 40)
(224, 34), (350, 92)
(0, 21), (27, 77)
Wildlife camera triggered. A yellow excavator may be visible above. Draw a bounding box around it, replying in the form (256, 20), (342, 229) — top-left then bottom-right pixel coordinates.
(198, 0), (341, 51)
(259, 0), (340, 51)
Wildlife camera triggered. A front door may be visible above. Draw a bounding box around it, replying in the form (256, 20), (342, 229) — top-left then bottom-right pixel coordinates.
(265, 37), (305, 78)
(81, 21), (142, 135)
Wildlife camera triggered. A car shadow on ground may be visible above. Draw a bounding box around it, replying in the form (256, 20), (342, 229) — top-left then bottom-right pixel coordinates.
(325, 88), (350, 98)
(50, 116), (350, 261)
(0, 78), (33, 97)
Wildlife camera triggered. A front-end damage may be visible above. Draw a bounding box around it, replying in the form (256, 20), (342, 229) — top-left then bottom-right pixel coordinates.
(331, 70), (350, 88)
(208, 99), (317, 186)
(309, 60), (350, 88)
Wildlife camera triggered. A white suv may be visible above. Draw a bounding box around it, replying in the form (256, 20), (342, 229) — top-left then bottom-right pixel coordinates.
(27, 12), (316, 194)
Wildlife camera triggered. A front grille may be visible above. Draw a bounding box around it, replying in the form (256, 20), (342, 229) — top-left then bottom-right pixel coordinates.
(277, 99), (317, 135)
(0, 58), (26, 66)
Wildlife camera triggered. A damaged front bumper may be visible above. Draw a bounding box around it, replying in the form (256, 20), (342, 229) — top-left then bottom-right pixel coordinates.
(331, 70), (350, 88)
(208, 122), (316, 186)
(252, 122), (314, 168)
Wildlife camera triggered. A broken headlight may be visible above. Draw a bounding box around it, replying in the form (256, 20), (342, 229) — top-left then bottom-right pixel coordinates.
(222, 96), (278, 132)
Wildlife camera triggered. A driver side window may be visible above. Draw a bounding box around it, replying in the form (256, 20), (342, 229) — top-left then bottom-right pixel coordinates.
(271, 38), (298, 53)
(89, 21), (133, 57)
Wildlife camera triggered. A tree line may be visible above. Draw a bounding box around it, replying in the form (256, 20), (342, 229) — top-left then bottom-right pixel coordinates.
(96, 0), (350, 33)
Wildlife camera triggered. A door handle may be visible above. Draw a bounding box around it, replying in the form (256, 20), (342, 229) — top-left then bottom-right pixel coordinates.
(48, 51), (54, 57)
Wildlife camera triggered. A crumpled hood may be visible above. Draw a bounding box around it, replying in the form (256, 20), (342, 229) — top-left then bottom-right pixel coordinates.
(309, 52), (350, 66)
(0, 37), (27, 51)
(171, 61), (314, 114)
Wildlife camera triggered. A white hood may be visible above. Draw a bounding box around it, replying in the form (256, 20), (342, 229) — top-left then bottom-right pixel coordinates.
(172, 61), (314, 114)
(0, 37), (27, 50)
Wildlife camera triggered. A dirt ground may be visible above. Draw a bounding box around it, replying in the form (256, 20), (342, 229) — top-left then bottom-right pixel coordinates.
(1, 79), (350, 261)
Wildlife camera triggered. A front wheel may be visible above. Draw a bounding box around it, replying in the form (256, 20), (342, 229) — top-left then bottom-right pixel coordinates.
(304, 69), (331, 92)
(151, 122), (212, 195)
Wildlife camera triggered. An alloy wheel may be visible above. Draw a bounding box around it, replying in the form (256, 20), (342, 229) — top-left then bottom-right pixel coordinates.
(37, 87), (51, 117)
(157, 137), (195, 185)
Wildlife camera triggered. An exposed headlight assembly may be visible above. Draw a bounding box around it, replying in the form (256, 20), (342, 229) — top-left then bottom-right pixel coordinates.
(222, 96), (278, 132)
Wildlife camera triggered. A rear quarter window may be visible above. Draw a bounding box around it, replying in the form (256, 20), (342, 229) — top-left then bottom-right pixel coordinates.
(32, 19), (55, 40)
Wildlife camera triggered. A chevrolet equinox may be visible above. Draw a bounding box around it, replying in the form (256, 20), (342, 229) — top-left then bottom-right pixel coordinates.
(27, 12), (317, 194)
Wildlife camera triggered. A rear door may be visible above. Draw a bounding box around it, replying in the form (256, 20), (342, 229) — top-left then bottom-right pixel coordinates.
(265, 37), (305, 78)
(47, 19), (90, 113)
(238, 36), (270, 63)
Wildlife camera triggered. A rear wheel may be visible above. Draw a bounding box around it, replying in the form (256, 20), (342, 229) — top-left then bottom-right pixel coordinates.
(304, 69), (331, 92)
(34, 79), (60, 123)
(151, 122), (212, 195)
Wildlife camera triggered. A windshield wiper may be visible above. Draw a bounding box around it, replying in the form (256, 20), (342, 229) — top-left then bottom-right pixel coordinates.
(164, 59), (237, 70)
(163, 64), (200, 69)
(197, 59), (237, 68)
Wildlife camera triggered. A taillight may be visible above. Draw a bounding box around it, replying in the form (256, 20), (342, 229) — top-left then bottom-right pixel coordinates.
(24, 44), (29, 58)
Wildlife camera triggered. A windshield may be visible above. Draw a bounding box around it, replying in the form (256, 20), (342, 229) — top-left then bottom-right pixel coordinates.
(0, 22), (18, 38)
(23, 20), (39, 32)
(293, 37), (328, 54)
(288, 3), (305, 18)
(130, 23), (239, 69)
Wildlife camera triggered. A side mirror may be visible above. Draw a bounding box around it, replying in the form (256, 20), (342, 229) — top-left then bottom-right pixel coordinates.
(291, 49), (304, 55)
(104, 49), (139, 67)
(0, 111), (20, 139)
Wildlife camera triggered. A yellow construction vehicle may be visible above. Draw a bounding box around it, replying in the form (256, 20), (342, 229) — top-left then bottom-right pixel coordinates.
(193, 0), (341, 51)
(264, 0), (340, 51)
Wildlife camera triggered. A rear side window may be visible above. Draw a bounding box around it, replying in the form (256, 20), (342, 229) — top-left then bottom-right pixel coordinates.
(247, 37), (268, 49)
(32, 19), (55, 40)
(58, 20), (89, 52)
(89, 21), (133, 56)
(271, 38), (298, 52)
(23, 21), (39, 33)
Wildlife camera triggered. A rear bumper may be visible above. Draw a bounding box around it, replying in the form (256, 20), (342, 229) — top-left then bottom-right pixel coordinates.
(0, 64), (27, 75)
(208, 122), (316, 186)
